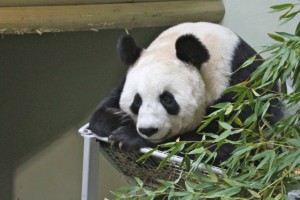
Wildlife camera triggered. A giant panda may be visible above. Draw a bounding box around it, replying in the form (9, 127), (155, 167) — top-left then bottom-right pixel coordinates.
(88, 22), (283, 164)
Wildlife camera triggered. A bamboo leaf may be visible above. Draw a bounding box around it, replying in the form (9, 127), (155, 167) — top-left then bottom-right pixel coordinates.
(197, 117), (215, 132)
(225, 104), (234, 115)
(244, 113), (257, 126)
(287, 138), (300, 148)
(278, 50), (290, 70)
(223, 178), (243, 187)
(214, 129), (232, 142)
(276, 31), (300, 40)
(191, 153), (206, 171)
(296, 21), (300, 36)
(211, 102), (231, 109)
(275, 193), (283, 200)
(197, 174), (218, 183)
(270, 3), (294, 11)
(268, 33), (285, 42)
(289, 154), (300, 173)
(135, 177), (143, 187)
(185, 181), (195, 193)
(219, 121), (233, 130)
(252, 89), (260, 97)
(284, 11), (300, 20)
(261, 101), (270, 117)
(234, 117), (243, 127)
(281, 63), (294, 82)
(268, 150), (276, 171)
(225, 85), (248, 93)
(247, 189), (261, 199)
(188, 147), (205, 155)
(232, 146), (253, 157)
(241, 55), (256, 68)
(261, 64), (272, 84)
(183, 156), (191, 171)
(251, 150), (273, 161)
(136, 148), (157, 162)
(211, 187), (241, 197)
(111, 190), (127, 198)
(158, 143), (185, 170)
(204, 164), (218, 182)
(277, 149), (300, 171)
(157, 179), (175, 188)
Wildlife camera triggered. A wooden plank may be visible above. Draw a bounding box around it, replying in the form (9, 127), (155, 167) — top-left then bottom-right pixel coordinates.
(0, 0), (224, 34)
(0, 0), (196, 7)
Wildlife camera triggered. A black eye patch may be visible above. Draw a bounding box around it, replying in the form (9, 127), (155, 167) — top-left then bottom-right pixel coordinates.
(160, 91), (180, 115)
(130, 93), (142, 114)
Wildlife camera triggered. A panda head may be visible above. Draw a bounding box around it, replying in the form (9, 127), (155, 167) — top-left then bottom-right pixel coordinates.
(118, 33), (211, 143)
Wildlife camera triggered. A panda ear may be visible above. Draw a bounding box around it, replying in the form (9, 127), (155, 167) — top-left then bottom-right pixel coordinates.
(117, 35), (142, 66)
(175, 34), (210, 68)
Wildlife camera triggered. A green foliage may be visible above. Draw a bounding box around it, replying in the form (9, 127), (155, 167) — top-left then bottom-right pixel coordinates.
(112, 3), (300, 199)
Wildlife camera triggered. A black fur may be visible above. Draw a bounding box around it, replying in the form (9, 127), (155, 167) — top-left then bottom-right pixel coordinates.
(130, 93), (142, 115)
(88, 78), (126, 137)
(117, 35), (142, 66)
(175, 34), (210, 68)
(159, 91), (180, 115)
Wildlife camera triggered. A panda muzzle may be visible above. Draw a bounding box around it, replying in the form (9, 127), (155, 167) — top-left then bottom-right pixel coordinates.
(138, 127), (158, 137)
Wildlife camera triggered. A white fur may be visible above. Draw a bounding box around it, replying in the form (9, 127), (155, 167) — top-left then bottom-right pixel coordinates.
(119, 22), (240, 143)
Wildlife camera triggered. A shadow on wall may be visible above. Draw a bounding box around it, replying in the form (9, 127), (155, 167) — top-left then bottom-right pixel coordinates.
(0, 27), (165, 200)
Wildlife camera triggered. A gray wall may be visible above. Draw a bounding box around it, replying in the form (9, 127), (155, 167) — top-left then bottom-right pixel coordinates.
(0, 28), (164, 200)
(1, 0), (298, 199)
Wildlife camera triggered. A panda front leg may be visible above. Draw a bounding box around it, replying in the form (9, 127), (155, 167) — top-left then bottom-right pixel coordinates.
(88, 78), (155, 151)
(88, 78), (126, 138)
(108, 115), (156, 151)
(90, 105), (154, 151)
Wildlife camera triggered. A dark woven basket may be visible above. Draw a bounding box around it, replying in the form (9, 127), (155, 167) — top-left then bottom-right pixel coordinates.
(99, 141), (184, 187)
(79, 124), (222, 188)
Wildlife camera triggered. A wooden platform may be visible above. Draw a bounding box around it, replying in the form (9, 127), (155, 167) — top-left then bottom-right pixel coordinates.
(0, 0), (224, 34)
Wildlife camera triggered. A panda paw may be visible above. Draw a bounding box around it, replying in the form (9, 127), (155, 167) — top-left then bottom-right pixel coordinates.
(108, 125), (154, 151)
(89, 107), (155, 151)
(107, 108), (132, 125)
(88, 107), (130, 137)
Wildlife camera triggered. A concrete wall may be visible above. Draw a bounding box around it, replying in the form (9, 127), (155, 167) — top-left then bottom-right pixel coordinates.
(0, 0), (298, 200)
(222, 0), (298, 50)
(0, 28), (165, 200)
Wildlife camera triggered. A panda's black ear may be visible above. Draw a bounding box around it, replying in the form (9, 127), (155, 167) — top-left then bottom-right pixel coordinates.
(117, 35), (142, 66)
(175, 34), (210, 68)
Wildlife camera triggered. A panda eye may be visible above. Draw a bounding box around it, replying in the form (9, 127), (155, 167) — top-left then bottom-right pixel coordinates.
(130, 93), (142, 114)
(160, 91), (180, 115)
(133, 94), (142, 107)
(160, 92), (174, 105)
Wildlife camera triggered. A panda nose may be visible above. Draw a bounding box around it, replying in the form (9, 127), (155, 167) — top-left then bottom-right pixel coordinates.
(138, 127), (158, 137)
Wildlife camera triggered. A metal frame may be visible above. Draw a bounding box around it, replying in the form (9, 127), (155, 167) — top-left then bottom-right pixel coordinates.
(79, 125), (100, 200)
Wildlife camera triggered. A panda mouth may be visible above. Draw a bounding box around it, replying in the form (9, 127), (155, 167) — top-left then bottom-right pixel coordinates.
(147, 138), (165, 143)
(146, 134), (170, 143)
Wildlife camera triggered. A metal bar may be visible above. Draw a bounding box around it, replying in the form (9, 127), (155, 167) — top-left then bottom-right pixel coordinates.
(139, 147), (223, 176)
(81, 134), (100, 200)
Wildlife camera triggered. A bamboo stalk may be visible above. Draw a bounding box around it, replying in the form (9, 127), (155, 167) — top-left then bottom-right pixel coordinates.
(0, 0), (224, 34)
